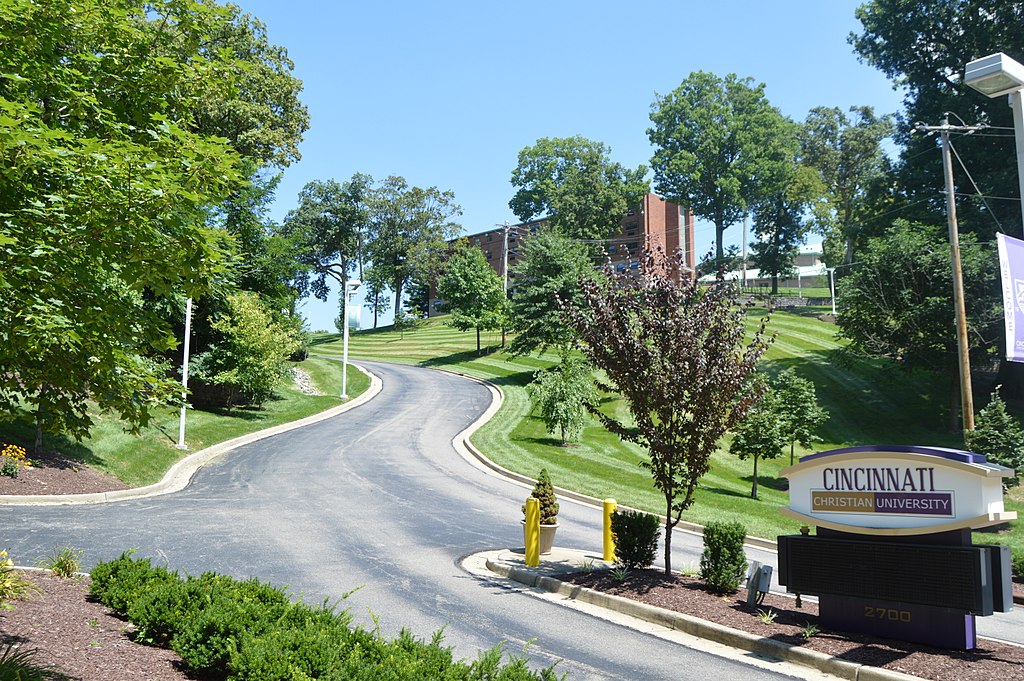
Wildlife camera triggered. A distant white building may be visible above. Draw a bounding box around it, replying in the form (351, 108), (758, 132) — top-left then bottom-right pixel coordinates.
(699, 244), (829, 291)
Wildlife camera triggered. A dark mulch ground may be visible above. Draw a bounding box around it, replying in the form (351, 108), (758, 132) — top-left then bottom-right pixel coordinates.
(0, 450), (128, 496)
(0, 572), (196, 680)
(557, 569), (1024, 681)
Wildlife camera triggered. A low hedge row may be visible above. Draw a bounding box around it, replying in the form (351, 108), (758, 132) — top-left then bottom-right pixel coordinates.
(90, 551), (563, 680)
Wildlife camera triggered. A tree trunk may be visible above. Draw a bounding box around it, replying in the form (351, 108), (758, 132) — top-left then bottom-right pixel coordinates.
(771, 275), (779, 295)
(664, 495), (673, 575)
(790, 441), (795, 466)
(751, 454), (759, 499)
(560, 425), (567, 447)
(715, 220), (725, 263)
(476, 327), (481, 354)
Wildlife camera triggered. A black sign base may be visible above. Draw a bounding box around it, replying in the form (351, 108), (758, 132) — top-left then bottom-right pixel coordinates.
(819, 594), (976, 650)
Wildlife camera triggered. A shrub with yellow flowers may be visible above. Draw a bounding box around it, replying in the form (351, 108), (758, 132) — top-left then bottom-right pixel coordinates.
(1, 443), (28, 478)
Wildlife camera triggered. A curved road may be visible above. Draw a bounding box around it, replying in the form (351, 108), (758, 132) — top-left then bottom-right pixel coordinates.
(0, 362), (854, 678)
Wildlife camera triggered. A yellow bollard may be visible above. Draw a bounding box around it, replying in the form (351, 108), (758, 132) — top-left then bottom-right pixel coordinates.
(524, 497), (540, 567)
(603, 498), (617, 563)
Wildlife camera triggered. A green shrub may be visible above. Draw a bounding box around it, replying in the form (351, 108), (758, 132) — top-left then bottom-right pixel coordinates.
(1, 549), (38, 605)
(610, 510), (660, 570)
(37, 546), (83, 578)
(228, 607), (356, 680)
(127, 575), (218, 646)
(699, 521), (748, 593)
(1012, 548), (1024, 580)
(522, 468), (559, 525)
(171, 577), (293, 675)
(88, 551), (178, 615)
(965, 389), (1024, 486)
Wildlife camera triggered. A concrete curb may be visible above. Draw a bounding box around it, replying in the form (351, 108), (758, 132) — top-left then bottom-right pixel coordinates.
(0, 363), (382, 506)
(446, 370), (776, 553)
(484, 555), (920, 681)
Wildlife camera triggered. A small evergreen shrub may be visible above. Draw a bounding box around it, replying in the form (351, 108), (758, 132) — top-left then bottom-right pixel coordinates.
(965, 389), (1024, 487)
(1012, 548), (1024, 580)
(89, 551), (178, 614)
(170, 577), (293, 675)
(699, 521), (748, 593)
(522, 468), (559, 525)
(227, 609), (356, 680)
(610, 510), (660, 570)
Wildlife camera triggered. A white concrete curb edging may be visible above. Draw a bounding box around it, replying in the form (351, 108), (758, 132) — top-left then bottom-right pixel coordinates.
(0, 364), (382, 506)
(485, 557), (921, 681)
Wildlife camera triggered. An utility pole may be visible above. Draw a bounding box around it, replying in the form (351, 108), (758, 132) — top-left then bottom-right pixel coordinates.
(916, 117), (986, 433)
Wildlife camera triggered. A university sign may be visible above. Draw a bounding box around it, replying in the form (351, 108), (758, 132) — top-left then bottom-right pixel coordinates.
(777, 445), (1016, 650)
(781, 446), (1014, 534)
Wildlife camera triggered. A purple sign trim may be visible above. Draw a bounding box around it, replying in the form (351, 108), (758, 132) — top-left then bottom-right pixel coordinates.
(997, 233), (1024, 363)
(799, 445), (986, 465)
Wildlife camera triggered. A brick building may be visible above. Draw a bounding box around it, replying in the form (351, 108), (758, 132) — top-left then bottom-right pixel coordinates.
(428, 193), (695, 316)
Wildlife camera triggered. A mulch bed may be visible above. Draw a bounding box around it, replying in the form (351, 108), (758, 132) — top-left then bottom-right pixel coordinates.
(0, 450), (128, 496)
(557, 569), (1024, 681)
(0, 572), (197, 680)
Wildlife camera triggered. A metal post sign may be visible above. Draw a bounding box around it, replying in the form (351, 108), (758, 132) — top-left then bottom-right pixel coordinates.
(778, 445), (1016, 649)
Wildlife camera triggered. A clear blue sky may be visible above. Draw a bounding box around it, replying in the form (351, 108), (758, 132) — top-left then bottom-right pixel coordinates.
(235, 0), (905, 331)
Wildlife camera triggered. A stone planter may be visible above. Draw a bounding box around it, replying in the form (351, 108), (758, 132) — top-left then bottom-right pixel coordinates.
(522, 520), (559, 555)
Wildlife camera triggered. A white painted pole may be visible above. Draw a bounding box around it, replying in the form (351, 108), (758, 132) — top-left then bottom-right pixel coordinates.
(176, 297), (193, 450)
(341, 286), (351, 399)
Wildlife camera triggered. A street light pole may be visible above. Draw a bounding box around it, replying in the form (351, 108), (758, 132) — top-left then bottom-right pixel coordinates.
(176, 296), (193, 450)
(964, 52), (1024, 232)
(827, 268), (836, 317)
(341, 279), (361, 399)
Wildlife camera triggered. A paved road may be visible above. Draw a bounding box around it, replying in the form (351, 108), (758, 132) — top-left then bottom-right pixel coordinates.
(1, 361), (1019, 676)
(0, 361), (821, 680)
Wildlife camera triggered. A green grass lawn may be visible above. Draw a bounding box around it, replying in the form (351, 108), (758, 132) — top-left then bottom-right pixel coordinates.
(327, 313), (1021, 557)
(0, 357), (368, 487)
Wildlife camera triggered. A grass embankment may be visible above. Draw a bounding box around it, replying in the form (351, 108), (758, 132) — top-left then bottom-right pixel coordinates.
(323, 313), (1021, 557)
(0, 357), (368, 487)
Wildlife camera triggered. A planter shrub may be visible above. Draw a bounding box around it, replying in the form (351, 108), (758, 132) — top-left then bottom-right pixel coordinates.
(89, 551), (178, 615)
(610, 510), (660, 570)
(699, 521), (748, 593)
(522, 468), (559, 525)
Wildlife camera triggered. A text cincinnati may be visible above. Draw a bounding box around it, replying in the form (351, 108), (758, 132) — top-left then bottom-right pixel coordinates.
(821, 466), (936, 492)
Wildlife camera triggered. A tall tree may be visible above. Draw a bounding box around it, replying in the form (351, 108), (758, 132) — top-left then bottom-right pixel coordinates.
(436, 242), (507, 352)
(799, 106), (893, 267)
(836, 220), (1001, 430)
(509, 136), (649, 242)
(366, 176), (461, 316)
(648, 71), (793, 261)
(0, 0), (260, 445)
(561, 248), (773, 574)
(282, 174), (373, 303)
(361, 264), (392, 329)
(507, 228), (596, 357)
(750, 164), (823, 295)
(851, 1), (1024, 236)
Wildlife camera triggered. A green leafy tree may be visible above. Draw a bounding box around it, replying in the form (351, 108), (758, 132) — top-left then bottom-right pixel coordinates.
(965, 388), (1024, 487)
(508, 228), (597, 357)
(190, 292), (301, 408)
(798, 106), (894, 267)
(836, 220), (1001, 430)
(561, 248), (773, 574)
(851, 1), (1024, 236)
(750, 163), (823, 295)
(774, 368), (828, 465)
(0, 0), (266, 447)
(509, 136), (649, 242)
(282, 174), (373, 303)
(648, 71), (794, 262)
(436, 242), (507, 352)
(366, 176), (461, 316)
(730, 382), (787, 500)
(526, 356), (596, 446)
(362, 264), (393, 328)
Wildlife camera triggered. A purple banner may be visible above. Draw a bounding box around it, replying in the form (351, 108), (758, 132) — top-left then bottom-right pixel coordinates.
(997, 233), (1024, 362)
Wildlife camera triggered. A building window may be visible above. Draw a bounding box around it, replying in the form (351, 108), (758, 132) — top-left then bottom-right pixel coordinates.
(487, 235), (493, 242)
(485, 251), (492, 260)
